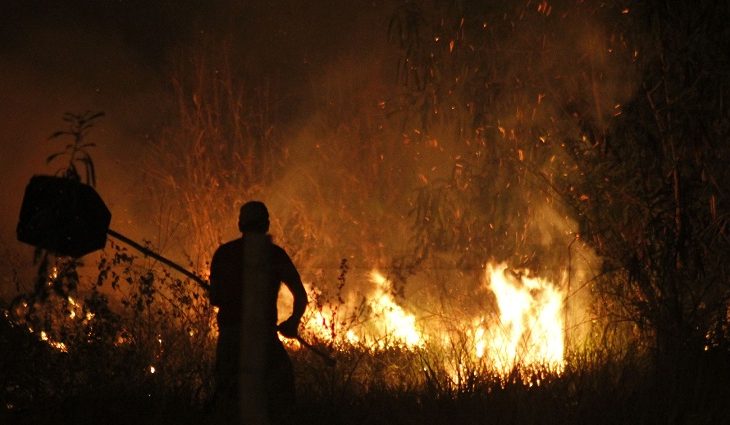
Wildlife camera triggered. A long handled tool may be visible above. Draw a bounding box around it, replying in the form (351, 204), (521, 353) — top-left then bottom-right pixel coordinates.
(16, 175), (336, 366)
(106, 229), (208, 286)
(291, 335), (336, 367)
(111, 231), (337, 366)
(112, 230), (336, 365)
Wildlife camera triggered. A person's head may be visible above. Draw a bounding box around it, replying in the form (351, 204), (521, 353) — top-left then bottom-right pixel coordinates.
(238, 201), (270, 234)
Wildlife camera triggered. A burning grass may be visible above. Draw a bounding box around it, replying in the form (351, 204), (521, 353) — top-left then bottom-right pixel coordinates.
(4, 291), (730, 425)
(3, 249), (729, 424)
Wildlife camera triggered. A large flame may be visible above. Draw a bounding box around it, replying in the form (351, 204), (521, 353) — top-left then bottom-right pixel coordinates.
(289, 271), (424, 350)
(366, 270), (424, 349)
(296, 261), (565, 378)
(481, 263), (564, 374)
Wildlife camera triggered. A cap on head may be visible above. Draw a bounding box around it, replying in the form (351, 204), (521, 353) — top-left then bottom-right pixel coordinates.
(238, 201), (270, 233)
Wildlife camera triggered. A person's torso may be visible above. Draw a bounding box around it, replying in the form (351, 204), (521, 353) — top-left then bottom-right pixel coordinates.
(212, 237), (289, 329)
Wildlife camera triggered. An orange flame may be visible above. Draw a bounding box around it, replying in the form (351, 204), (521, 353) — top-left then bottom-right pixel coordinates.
(295, 261), (565, 378)
(481, 263), (564, 374)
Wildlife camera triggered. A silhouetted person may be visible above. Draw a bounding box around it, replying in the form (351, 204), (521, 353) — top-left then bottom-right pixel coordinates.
(209, 201), (307, 425)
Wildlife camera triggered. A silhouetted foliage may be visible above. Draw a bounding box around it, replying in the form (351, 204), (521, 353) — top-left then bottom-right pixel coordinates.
(47, 111), (104, 186)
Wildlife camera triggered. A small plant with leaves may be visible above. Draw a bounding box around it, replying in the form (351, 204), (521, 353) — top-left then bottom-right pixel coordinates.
(47, 111), (104, 186)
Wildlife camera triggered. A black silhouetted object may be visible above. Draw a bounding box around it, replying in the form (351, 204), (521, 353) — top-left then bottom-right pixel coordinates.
(15, 175), (210, 285)
(17, 175), (111, 257)
(209, 201), (307, 425)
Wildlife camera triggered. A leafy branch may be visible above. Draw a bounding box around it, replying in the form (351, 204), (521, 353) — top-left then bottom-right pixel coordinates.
(47, 111), (105, 186)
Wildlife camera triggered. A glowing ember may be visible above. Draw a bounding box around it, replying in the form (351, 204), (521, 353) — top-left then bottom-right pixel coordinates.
(39, 330), (68, 353)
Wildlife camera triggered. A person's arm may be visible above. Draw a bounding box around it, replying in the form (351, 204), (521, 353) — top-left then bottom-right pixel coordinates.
(277, 250), (307, 337)
(285, 272), (307, 324)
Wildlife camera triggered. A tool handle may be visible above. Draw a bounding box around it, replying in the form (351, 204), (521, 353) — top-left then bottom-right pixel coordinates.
(292, 335), (336, 367)
(107, 229), (209, 290)
(108, 229), (335, 365)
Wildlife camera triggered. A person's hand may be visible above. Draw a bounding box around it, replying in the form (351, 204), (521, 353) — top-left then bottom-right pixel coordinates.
(277, 317), (299, 338)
